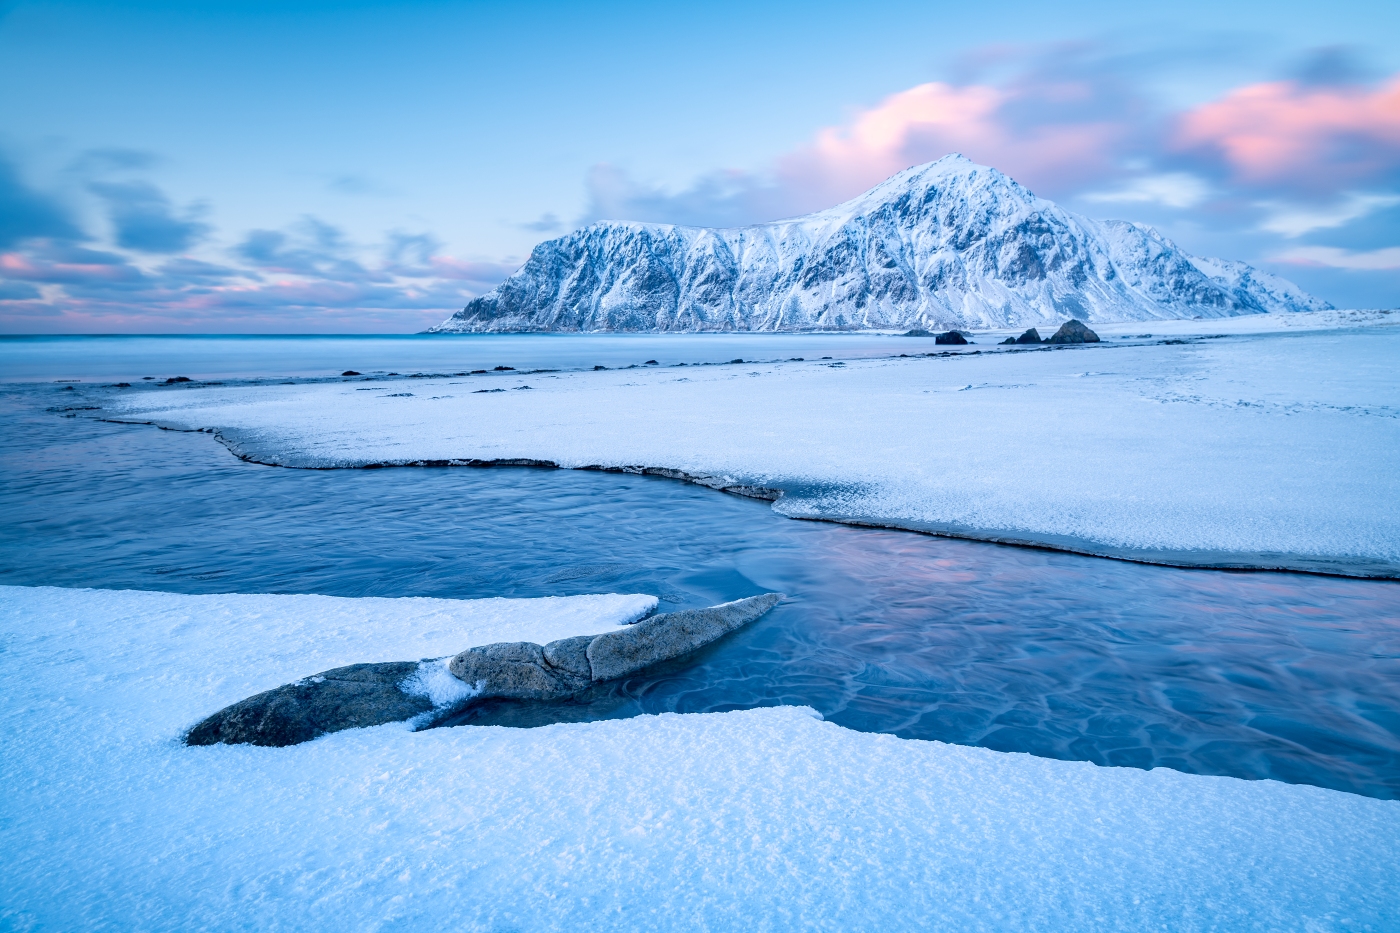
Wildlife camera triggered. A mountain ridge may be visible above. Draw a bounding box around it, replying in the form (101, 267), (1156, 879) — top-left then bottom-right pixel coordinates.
(428, 155), (1329, 333)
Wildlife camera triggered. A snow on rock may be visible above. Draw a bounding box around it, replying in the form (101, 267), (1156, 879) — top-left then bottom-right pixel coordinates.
(104, 327), (1400, 573)
(2, 585), (1397, 931)
(428, 155), (1329, 334)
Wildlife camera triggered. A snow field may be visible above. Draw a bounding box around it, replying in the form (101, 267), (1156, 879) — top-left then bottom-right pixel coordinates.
(2, 585), (1398, 932)
(106, 327), (1400, 569)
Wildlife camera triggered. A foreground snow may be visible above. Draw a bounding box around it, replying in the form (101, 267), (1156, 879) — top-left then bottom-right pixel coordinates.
(106, 319), (1400, 573)
(2, 585), (1396, 931)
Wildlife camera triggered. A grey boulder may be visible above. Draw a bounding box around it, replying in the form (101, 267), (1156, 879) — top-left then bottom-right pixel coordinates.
(185, 661), (431, 748)
(1046, 319), (1100, 344)
(448, 593), (783, 700)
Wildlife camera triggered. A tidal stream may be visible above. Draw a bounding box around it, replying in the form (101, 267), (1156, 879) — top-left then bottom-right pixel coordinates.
(3, 382), (1398, 799)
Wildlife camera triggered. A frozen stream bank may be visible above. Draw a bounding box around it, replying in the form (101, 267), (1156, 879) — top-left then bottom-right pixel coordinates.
(4, 386), (1398, 797)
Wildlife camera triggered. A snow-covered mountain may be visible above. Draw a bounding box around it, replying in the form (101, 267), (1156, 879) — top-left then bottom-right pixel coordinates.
(428, 155), (1329, 333)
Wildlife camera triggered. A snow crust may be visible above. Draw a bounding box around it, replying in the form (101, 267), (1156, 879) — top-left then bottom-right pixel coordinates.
(2, 585), (1397, 931)
(106, 322), (1400, 570)
(429, 155), (1328, 334)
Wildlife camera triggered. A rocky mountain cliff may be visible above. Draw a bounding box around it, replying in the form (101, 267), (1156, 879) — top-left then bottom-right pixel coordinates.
(428, 155), (1329, 333)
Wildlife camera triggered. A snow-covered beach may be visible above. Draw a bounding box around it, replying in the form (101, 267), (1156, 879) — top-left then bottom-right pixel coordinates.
(6, 310), (1400, 930)
(2, 585), (1397, 931)
(105, 311), (1400, 576)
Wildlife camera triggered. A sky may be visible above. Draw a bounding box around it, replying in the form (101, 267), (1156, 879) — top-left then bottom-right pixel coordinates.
(1, 0), (1398, 333)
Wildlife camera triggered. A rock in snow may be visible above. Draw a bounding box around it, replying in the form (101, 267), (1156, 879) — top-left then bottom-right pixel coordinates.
(1046, 320), (1100, 344)
(185, 662), (432, 747)
(428, 155), (1329, 333)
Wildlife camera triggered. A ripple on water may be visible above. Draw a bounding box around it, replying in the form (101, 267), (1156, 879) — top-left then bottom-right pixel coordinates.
(2, 385), (1398, 799)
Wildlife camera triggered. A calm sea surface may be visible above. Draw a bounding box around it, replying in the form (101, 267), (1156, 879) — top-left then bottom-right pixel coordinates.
(2, 335), (1398, 798)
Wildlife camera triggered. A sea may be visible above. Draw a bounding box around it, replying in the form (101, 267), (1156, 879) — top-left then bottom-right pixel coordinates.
(3, 333), (1398, 798)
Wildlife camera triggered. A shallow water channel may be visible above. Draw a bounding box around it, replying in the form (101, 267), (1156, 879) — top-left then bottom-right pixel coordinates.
(3, 383), (1398, 799)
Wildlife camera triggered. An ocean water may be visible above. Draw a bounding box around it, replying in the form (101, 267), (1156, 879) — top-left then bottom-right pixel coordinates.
(3, 339), (1398, 798)
(0, 332), (968, 382)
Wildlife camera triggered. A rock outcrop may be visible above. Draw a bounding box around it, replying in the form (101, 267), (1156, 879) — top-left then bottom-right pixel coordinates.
(448, 593), (783, 700)
(184, 594), (783, 747)
(1046, 320), (1100, 344)
(935, 331), (969, 345)
(185, 662), (432, 748)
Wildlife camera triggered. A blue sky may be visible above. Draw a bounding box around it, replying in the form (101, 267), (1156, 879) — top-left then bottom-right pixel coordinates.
(2, 0), (1398, 332)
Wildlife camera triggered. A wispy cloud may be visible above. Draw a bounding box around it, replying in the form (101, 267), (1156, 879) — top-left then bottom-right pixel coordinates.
(0, 154), (517, 332)
(0, 155), (82, 249)
(1272, 245), (1400, 270)
(1256, 193), (1400, 237)
(1082, 173), (1212, 209)
(88, 180), (210, 253)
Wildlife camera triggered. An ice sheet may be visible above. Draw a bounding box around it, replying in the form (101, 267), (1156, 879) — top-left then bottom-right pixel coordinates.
(2, 585), (1396, 931)
(103, 322), (1400, 571)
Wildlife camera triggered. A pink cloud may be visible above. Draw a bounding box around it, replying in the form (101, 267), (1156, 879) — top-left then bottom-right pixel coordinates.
(1176, 75), (1400, 186)
(777, 80), (1129, 204)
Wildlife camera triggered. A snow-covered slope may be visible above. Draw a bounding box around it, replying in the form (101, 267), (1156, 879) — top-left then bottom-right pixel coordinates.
(429, 155), (1329, 333)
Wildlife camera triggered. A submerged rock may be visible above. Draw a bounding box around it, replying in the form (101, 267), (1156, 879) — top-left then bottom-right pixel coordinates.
(185, 662), (431, 747)
(448, 593), (783, 700)
(902, 328), (933, 337)
(1046, 320), (1100, 344)
(935, 331), (969, 345)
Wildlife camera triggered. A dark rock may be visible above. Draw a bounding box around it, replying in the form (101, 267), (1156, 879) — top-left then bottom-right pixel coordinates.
(1015, 328), (1042, 344)
(113, 382), (132, 388)
(448, 593), (783, 701)
(644, 360), (659, 365)
(593, 365), (608, 370)
(728, 358), (744, 364)
(493, 365), (515, 371)
(342, 370), (361, 376)
(164, 376), (192, 384)
(1000, 337), (1016, 345)
(185, 662), (430, 747)
(789, 357), (804, 361)
(142, 376), (154, 380)
(62, 385), (75, 391)
(1045, 320), (1100, 344)
(935, 331), (969, 345)
(471, 369), (487, 374)
(902, 328), (933, 337)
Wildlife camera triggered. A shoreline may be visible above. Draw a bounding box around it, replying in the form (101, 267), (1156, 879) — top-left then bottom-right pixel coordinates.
(99, 415), (1400, 581)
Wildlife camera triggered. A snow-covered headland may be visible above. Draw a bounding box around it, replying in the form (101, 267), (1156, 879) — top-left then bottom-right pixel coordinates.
(106, 311), (1400, 576)
(2, 584), (1397, 931)
(428, 155), (1329, 334)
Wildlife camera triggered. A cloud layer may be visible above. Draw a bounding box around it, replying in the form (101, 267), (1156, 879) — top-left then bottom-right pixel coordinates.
(584, 47), (1399, 299)
(0, 154), (519, 333)
(4, 44), (1398, 332)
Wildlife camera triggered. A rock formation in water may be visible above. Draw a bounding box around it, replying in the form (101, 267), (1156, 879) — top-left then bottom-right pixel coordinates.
(428, 155), (1329, 334)
(185, 594), (783, 746)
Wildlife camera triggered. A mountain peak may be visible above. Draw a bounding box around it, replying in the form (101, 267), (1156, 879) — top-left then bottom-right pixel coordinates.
(428, 161), (1329, 333)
